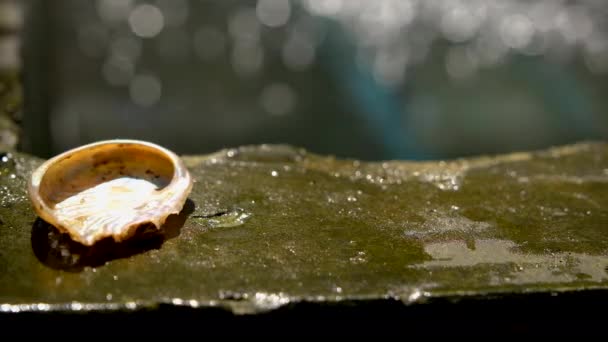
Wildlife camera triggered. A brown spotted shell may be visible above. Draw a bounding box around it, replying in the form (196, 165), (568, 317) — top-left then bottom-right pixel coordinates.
(28, 139), (193, 246)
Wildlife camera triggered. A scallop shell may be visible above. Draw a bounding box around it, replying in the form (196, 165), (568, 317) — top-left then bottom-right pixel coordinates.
(28, 139), (193, 246)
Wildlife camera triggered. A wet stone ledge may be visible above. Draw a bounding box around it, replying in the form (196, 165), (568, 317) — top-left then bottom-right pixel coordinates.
(0, 142), (607, 328)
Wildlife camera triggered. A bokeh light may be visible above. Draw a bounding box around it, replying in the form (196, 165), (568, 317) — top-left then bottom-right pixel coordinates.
(22, 0), (608, 160)
(129, 4), (164, 38)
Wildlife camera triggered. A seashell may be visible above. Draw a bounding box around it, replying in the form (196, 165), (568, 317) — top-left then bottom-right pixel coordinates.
(28, 139), (193, 246)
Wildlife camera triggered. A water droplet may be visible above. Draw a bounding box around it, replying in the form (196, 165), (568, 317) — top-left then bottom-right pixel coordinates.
(106, 293), (113, 301)
(36, 303), (51, 311)
(253, 292), (290, 309)
(271, 170), (279, 177)
(349, 251), (367, 264)
(347, 196), (357, 202)
(207, 209), (252, 228)
(408, 290), (422, 302)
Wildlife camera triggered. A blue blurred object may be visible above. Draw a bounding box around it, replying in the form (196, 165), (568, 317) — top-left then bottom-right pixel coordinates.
(320, 20), (425, 160)
(317, 15), (604, 160)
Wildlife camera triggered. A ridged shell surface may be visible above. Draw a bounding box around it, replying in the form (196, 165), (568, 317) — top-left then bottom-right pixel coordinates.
(28, 140), (193, 246)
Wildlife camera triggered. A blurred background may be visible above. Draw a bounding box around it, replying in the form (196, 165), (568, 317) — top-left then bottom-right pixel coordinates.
(4, 0), (608, 160)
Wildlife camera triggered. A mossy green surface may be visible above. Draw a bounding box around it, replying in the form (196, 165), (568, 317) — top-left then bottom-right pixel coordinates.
(0, 142), (607, 314)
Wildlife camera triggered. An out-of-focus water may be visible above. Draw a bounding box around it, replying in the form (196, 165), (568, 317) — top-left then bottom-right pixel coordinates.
(22, 0), (608, 160)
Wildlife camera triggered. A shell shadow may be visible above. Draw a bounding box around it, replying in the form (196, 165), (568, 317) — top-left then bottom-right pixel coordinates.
(31, 199), (195, 272)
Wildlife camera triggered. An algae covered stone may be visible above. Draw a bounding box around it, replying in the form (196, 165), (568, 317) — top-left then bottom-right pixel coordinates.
(0, 142), (607, 314)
